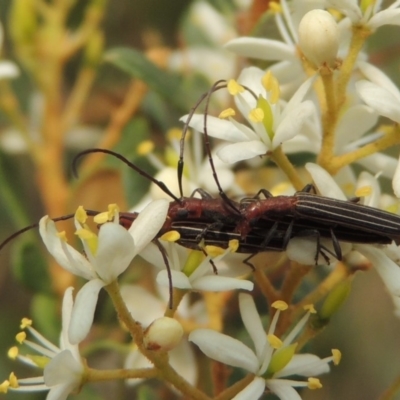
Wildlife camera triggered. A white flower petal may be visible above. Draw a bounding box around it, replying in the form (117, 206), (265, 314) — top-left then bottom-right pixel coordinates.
(273, 101), (315, 148)
(357, 61), (400, 101)
(120, 285), (165, 327)
(282, 76), (316, 117)
(68, 279), (105, 344)
(239, 293), (266, 361)
(157, 270), (192, 289)
(393, 155), (400, 198)
(335, 105), (378, 150)
(232, 377), (266, 400)
(189, 329), (259, 373)
(59, 288), (79, 360)
(191, 275), (254, 291)
(46, 383), (77, 400)
(368, 8), (400, 30)
(357, 153), (397, 179)
(225, 37), (297, 61)
(0, 61), (19, 79)
(95, 223), (136, 283)
(356, 171), (380, 207)
(275, 354), (330, 378)
(182, 114), (252, 142)
(305, 163), (347, 200)
(169, 339), (198, 386)
(217, 141), (268, 163)
(356, 80), (400, 123)
(355, 244), (400, 296)
(139, 242), (166, 269)
(125, 349), (152, 386)
(266, 379), (303, 400)
(44, 350), (83, 386)
(129, 199), (169, 253)
(39, 217), (94, 280)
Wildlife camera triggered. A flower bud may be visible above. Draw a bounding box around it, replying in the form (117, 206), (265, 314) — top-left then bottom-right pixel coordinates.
(298, 10), (339, 68)
(144, 317), (183, 351)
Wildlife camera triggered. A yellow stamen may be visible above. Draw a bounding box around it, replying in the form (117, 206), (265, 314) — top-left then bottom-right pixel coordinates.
(7, 347), (18, 360)
(167, 128), (183, 141)
(20, 318), (32, 329)
(8, 373), (18, 388)
(56, 231), (68, 242)
(271, 182), (292, 196)
(272, 300), (288, 311)
(303, 304), (317, 314)
(15, 332), (26, 344)
(267, 334), (283, 349)
(0, 380), (10, 393)
(332, 349), (342, 365)
(219, 108), (236, 119)
(249, 108), (264, 123)
(137, 140), (154, 155)
(75, 228), (96, 241)
(94, 212), (110, 224)
(107, 204), (119, 220)
(227, 79), (245, 95)
(308, 377), (322, 390)
(205, 245), (225, 258)
(262, 71), (280, 104)
(270, 1), (282, 13)
(355, 185), (372, 198)
(160, 231), (181, 242)
(28, 355), (50, 368)
(75, 206), (88, 224)
(229, 239), (239, 253)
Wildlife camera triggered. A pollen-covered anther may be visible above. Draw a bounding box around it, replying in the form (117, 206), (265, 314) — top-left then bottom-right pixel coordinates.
(219, 108), (236, 119)
(298, 9), (339, 68)
(75, 206), (88, 224)
(269, 1), (282, 13)
(205, 245), (225, 258)
(262, 71), (280, 104)
(7, 347), (18, 360)
(167, 127), (183, 141)
(267, 334), (283, 349)
(8, 373), (18, 388)
(93, 212), (111, 224)
(332, 348), (342, 365)
(15, 332), (26, 344)
(249, 108), (264, 123)
(56, 231), (68, 242)
(75, 228), (96, 241)
(144, 317), (183, 351)
(272, 300), (288, 311)
(137, 140), (155, 155)
(229, 239), (239, 253)
(227, 79), (245, 95)
(355, 185), (372, 198)
(160, 230), (181, 242)
(20, 318), (32, 329)
(308, 377), (322, 390)
(0, 380), (10, 393)
(303, 304), (317, 314)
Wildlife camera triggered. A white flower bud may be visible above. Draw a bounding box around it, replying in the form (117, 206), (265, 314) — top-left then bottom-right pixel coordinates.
(144, 317), (183, 351)
(298, 10), (339, 68)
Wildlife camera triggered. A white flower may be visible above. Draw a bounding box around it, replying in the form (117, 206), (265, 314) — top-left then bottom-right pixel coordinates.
(189, 294), (338, 400)
(326, 0), (400, 29)
(39, 200), (169, 344)
(140, 239), (254, 292)
(182, 67), (317, 164)
(7, 288), (84, 400)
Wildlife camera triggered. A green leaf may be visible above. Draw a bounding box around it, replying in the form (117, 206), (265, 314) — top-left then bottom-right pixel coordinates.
(31, 293), (60, 342)
(11, 237), (52, 294)
(104, 47), (189, 110)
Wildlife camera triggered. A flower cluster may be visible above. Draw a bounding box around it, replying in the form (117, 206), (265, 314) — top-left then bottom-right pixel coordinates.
(2, 0), (400, 399)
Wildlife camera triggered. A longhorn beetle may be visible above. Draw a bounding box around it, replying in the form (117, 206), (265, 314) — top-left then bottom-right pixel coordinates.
(179, 78), (400, 263)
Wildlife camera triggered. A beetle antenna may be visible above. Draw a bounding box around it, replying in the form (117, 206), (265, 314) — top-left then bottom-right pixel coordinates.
(178, 80), (227, 198)
(73, 148), (181, 202)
